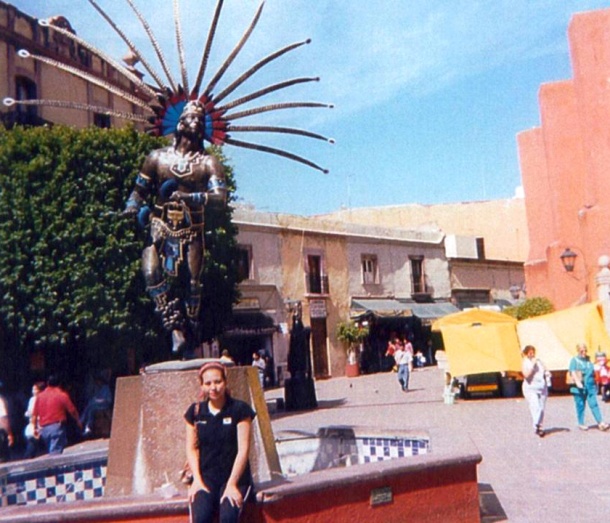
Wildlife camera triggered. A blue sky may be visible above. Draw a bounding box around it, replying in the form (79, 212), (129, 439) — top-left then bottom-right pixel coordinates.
(10, 1), (610, 214)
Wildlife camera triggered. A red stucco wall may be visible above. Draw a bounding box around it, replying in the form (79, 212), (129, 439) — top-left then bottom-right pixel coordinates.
(246, 462), (480, 523)
(518, 8), (610, 309)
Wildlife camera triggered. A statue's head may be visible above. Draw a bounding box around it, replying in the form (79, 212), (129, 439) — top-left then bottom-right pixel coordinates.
(175, 101), (206, 146)
(180, 100), (206, 120)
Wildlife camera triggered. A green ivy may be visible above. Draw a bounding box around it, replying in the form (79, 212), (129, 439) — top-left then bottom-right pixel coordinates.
(0, 125), (239, 383)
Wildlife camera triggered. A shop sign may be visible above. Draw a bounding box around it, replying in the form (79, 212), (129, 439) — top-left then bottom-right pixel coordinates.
(309, 299), (327, 318)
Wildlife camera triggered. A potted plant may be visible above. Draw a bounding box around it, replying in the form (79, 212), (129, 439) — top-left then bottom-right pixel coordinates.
(336, 321), (369, 377)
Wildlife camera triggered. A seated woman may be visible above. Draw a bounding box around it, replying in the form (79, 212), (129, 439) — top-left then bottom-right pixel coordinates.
(185, 362), (256, 523)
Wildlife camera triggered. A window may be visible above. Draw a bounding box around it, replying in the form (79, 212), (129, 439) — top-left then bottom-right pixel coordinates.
(15, 76), (38, 125)
(94, 113), (111, 129)
(476, 237), (486, 260)
(410, 256), (425, 294)
(235, 245), (252, 282)
(361, 254), (379, 285)
(306, 253), (329, 294)
(78, 45), (92, 68)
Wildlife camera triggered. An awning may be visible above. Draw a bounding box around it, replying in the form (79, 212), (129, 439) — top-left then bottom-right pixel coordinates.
(432, 309), (521, 376)
(350, 298), (460, 321)
(350, 298), (413, 319)
(408, 302), (460, 321)
(224, 311), (277, 337)
(517, 302), (610, 371)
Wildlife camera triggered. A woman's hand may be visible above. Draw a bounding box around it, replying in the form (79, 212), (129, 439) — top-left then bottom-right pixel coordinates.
(188, 478), (210, 502)
(221, 483), (243, 509)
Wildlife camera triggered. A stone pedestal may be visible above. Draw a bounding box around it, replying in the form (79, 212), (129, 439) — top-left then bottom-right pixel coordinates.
(105, 360), (281, 497)
(284, 377), (317, 411)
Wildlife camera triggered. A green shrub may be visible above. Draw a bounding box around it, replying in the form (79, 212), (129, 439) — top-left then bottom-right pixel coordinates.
(503, 297), (554, 320)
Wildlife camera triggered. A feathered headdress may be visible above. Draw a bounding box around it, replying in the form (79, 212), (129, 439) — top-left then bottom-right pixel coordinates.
(3, 0), (333, 172)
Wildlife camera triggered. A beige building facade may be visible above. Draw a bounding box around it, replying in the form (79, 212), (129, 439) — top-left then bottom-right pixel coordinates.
(318, 198), (529, 263)
(1, 1), (144, 129)
(233, 209), (453, 379)
(320, 198), (528, 307)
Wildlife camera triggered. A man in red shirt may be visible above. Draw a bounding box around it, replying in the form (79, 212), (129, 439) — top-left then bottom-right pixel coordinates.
(32, 375), (81, 455)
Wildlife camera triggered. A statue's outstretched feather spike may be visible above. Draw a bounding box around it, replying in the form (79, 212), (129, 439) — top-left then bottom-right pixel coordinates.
(37, 19), (157, 100)
(227, 125), (334, 143)
(225, 102), (334, 121)
(193, 0), (225, 96)
(17, 50), (153, 112)
(224, 137), (328, 173)
(87, 0), (167, 91)
(219, 77), (320, 112)
(124, 0), (178, 92)
(225, 137), (328, 174)
(214, 39), (311, 104)
(3, 98), (149, 124)
(173, 0), (189, 95)
(203, 1), (266, 97)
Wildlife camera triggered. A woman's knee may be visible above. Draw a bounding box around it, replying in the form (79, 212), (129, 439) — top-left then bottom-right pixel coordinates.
(218, 498), (241, 523)
(191, 490), (217, 523)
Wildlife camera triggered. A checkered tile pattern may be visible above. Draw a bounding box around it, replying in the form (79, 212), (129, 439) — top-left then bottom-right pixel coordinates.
(0, 459), (106, 507)
(359, 437), (429, 464)
(314, 436), (429, 468)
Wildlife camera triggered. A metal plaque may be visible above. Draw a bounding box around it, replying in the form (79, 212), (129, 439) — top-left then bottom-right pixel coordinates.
(370, 486), (393, 507)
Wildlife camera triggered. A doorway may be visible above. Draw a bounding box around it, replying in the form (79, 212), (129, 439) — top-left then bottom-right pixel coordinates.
(310, 318), (329, 378)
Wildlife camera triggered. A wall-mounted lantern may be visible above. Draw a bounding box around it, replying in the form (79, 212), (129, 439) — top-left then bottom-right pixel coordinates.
(560, 247), (578, 273)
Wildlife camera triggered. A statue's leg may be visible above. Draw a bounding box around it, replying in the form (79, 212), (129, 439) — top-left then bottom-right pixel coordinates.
(142, 245), (186, 353)
(185, 235), (204, 344)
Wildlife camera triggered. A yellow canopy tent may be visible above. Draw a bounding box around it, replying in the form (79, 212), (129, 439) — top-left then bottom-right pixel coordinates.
(432, 309), (522, 376)
(516, 302), (610, 371)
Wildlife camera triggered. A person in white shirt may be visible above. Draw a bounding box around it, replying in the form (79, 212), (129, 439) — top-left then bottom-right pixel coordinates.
(521, 345), (549, 437)
(393, 340), (413, 392)
(252, 352), (266, 389)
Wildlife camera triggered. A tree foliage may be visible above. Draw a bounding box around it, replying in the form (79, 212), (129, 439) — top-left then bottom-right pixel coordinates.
(503, 297), (554, 320)
(0, 125), (239, 384)
(336, 321), (369, 347)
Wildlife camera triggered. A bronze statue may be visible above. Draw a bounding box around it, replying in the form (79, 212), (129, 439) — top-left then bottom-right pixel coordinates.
(6, 2), (332, 358)
(124, 101), (227, 353)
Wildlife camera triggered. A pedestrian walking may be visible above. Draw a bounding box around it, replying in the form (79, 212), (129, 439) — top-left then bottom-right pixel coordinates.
(252, 352), (266, 389)
(521, 345), (549, 437)
(23, 381), (45, 459)
(569, 343), (609, 431)
(31, 375), (82, 454)
(393, 340), (413, 392)
(593, 351), (610, 402)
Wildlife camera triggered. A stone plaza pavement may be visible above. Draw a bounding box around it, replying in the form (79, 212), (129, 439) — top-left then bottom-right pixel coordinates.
(266, 366), (610, 522)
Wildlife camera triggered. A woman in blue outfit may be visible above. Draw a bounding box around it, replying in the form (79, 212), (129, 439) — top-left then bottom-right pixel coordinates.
(185, 362), (255, 523)
(569, 343), (609, 431)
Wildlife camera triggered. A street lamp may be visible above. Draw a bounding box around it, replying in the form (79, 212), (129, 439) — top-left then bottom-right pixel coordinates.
(560, 247), (578, 273)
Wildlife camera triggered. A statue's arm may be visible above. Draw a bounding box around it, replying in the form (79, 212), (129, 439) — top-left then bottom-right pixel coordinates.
(124, 154), (156, 215)
(205, 154), (227, 209)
